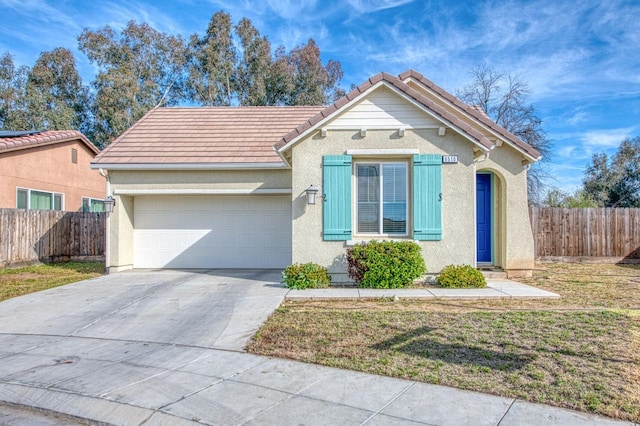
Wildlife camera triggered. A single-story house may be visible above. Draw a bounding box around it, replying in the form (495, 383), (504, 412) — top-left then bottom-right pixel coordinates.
(0, 130), (106, 212)
(91, 70), (540, 279)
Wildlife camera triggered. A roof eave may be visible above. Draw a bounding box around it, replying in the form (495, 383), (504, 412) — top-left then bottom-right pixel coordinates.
(89, 162), (289, 171)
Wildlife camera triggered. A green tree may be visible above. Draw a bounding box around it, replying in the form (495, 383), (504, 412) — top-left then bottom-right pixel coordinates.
(542, 188), (598, 208)
(583, 137), (640, 207)
(187, 11), (237, 106)
(25, 48), (91, 134)
(286, 39), (344, 105)
(265, 46), (296, 106)
(234, 18), (272, 106)
(457, 64), (551, 202)
(78, 21), (187, 147)
(0, 52), (29, 130)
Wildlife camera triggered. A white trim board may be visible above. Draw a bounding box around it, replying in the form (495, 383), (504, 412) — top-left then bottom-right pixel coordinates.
(113, 188), (292, 196)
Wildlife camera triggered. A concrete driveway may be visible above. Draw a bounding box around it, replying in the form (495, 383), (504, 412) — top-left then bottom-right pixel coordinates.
(0, 269), (287, 350)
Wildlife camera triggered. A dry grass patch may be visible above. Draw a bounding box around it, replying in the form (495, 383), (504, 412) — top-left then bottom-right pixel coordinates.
(249, 263), (640, 422)
(0, 262), (104, 302)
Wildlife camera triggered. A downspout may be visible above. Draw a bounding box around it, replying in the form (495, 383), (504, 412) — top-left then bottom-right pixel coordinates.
(472, 153), (489, 268)
(99, 169), (111, 274)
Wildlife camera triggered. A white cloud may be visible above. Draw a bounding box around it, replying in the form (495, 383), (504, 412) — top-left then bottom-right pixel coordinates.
(346, 0), (415, 13)
(580, 128), (636, 149)
(565, 111), (590, 127)
(557, 145), (576, 158)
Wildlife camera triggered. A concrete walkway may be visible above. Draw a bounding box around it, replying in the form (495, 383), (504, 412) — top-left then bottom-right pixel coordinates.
(0, 272), (632, 425)
(286, 279), (560, 300)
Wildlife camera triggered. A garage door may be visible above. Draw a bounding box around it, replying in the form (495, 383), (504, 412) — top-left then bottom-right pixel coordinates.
(133, 195), (291, 269)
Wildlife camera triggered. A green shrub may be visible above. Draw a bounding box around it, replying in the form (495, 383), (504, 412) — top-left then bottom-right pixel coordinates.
(436, 264), (486, 288)
(346, 240), (426, 288)
(282, 263), (331, 289)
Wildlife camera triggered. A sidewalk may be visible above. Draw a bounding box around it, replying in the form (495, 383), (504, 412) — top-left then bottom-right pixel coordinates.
(0, 334), (632, 426)
(285, 278), (560, 300)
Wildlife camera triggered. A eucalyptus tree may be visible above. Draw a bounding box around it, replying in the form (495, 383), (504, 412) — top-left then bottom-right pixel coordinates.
(0, 52), (29, 130)
(187, 11), (237, 106)
(234, 18), (272, 106)
(25, 48), (90, 134)
(78, 21), (187, 147)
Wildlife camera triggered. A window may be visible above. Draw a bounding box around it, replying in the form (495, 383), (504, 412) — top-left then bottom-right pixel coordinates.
(322, 154), (442, 242)
(82, 197), (105, 213)
(356, 162), (407, 235)
(16, 188), (63, 210)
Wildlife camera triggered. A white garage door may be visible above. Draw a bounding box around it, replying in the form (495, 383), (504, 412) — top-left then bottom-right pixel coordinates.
(133, 195), (291, 269)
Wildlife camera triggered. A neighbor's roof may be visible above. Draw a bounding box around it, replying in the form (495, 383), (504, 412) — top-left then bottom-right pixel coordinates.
(92, 106), (324, 168)
(0, 130), (100, 155)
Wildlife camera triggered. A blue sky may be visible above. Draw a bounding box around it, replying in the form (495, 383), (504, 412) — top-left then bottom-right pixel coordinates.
(1, 0), (639, 194)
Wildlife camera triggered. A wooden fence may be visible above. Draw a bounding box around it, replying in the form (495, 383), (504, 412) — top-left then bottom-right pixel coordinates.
(0, 208), (105, 267)
(529, 207), (640, 261)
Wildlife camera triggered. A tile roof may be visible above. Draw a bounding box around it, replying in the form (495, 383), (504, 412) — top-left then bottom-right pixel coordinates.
(92, 70), (539, 168)
(0, 130), (99, 155)
(92, 106), (324, 167)
(398, 70), (541, 159)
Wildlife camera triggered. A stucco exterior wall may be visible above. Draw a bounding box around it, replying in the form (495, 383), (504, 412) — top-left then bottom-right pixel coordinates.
(0, 140), (105, 211)
(290, 128), (534, 281)
(291, 129), (476, 281)
(106, 168), (291, 271)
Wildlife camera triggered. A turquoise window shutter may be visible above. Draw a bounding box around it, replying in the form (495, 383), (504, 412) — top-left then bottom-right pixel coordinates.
(413, 154), (442, 240)
(323, 155), (352, 240)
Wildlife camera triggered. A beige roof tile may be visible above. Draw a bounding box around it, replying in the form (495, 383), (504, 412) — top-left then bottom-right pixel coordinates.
(92, 106), (324, 166)
(0, 130), (99, 155)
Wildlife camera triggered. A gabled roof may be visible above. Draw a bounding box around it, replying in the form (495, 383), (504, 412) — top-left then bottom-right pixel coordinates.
(398, 70), (541, 160)
(92, 106), (324, 169)
(275, 72), (496, 154)
(0, 130), (99, 155)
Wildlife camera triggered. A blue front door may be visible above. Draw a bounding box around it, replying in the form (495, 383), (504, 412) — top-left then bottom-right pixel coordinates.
(476, 174), (492, 263)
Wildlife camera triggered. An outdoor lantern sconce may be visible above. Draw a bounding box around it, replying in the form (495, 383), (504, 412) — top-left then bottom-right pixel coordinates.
(104, 195), (116, 213)
(305, 185), (320, 205)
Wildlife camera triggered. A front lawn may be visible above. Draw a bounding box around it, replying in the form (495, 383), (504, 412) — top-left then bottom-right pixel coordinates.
(0, 262), (104, 302)
(248, 263), (640, 422)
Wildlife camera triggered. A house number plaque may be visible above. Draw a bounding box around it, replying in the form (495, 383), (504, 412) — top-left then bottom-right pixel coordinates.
(442, 155), (458, 164)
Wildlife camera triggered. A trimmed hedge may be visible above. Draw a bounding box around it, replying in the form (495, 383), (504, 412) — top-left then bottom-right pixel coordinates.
(282, 262), (331, 289)
(436, 264), (486, 288)
(347, 240), (426, 288)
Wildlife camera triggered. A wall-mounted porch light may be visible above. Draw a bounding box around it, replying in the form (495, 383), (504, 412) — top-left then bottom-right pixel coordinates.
(305, 185), (320, 205)
(104, 195), (116, 213)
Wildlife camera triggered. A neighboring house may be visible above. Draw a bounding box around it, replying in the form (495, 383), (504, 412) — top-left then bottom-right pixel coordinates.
(92, 70), (540, 279)
(0, 130), (106, 212)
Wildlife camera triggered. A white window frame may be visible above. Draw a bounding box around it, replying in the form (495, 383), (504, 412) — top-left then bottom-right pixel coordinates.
(16, 187), (64, 211)
(354, 161), (409, 237)
(82, 197), (106, 213)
